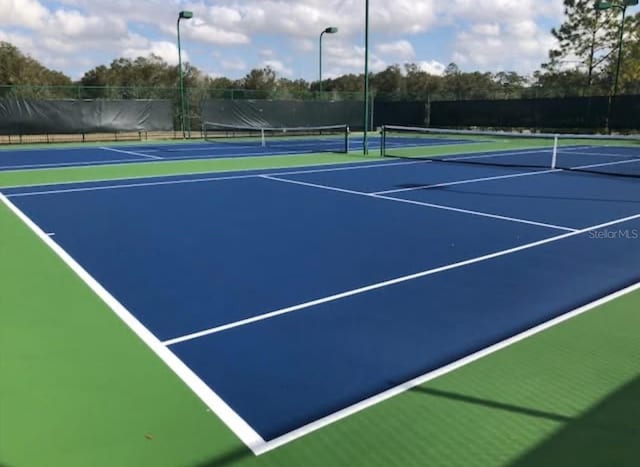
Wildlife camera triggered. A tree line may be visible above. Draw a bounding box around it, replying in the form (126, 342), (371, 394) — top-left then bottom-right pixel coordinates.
(1, 0), (638, 101)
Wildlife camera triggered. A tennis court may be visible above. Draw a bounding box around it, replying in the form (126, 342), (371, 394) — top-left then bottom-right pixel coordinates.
(3, 137), (639, 455)
(0, 127), (477, 172)
(0, 142), (339, 172)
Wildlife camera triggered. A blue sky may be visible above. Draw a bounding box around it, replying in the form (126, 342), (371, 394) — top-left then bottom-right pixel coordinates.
(0, 0), (566, 81)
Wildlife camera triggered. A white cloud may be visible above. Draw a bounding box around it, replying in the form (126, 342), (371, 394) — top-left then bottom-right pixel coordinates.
(0, 0), (567, 80)
(262, 59), (293, 77)
(445, 0), (561, 73)
(203, 69), (224, 79)
(0, 28), (93, 78)
(376, 40), (415, 61)
(294, 39), (314, 53)
(509, 20), (539, 38)
(205, 5), (244, 26)
(325, 43), (363, 69)
(49, 9), (126, 39)
(0, 30), (35, 52)
(452, 21), (556, 73)
(324, 42), (385, 74)
(259, 48), (275, 59)
(471, 23), (500, 36)
(184, 20), (250, 45)
(221, 58), (247, 71)
(123, 40), (186, 65)
(447, 0), (563, 24)
(417, 60), (446, 76)
(180, 0), (437, 39)
(0, 0), (49, 29)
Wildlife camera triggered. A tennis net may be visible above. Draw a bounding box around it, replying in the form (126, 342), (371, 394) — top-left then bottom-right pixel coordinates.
(380, 125), (640, 178)
(202, 122), (350, 154)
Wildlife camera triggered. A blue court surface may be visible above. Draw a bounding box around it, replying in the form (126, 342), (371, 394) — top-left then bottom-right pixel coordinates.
(0, 134), (470, 171)
(3, 156), (640, 451)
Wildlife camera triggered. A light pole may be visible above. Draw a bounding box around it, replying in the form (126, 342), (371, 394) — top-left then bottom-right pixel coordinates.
(319, 27), (338, 99)
(363, 0), (370, 155)
(177, 10), (193, 139)
(595, 0), (638, 96)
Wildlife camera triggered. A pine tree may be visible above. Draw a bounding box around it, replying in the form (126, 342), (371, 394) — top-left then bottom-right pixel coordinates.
(614, 12), (640, 94)
(543, 0), (619, 90)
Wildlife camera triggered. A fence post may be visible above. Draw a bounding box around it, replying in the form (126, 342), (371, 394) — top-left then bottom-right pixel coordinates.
(425, 94), (431, 127)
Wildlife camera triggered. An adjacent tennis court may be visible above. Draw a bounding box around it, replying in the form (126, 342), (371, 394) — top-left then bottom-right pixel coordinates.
(0, 126), (477, 172)
(3, 136), (639, 454)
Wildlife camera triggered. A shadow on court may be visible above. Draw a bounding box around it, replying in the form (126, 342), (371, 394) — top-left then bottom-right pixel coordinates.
(191, 445), (253, 467)
(408, 386), (573, 423)
(393, 184), (640, 205)
(410, 376), (640, 467)
(509, 375), (640, 467)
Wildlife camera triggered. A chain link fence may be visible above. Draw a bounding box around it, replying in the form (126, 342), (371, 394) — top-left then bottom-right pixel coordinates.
(1, 84), (638, 144)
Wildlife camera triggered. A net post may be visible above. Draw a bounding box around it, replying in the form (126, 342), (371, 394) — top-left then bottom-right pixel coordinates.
(345, 125), (350, 153)
(551, 134), (559, 169)
(380, 125), (385, 157)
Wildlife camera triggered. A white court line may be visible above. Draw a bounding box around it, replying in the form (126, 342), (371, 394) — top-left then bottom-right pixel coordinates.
(384, 146), (554, 164)
(99, 146), (163, 160)
(260, 174), (578, 232)
(143, 141), (347, 152)
(273, 159), (428, 176)
(559, 150), (639, 159)
(5, 160), (425, 197)
(570, 157), (640, 171)
(384, 140), (475, 149)
(437, 146), (596, 163)
(372, 168), (560, 195)
(0, 193), (266, 454)
(0, 148), (320, 173)
(6, 173), (258, 197)
(5, 187), (640, 455)
(163, 212), (640, 348)
(444, 147), (553, 161)
(135, 148), (342, 158)
(0, 158), (140, 171)
(253, 279), (640, 455)
(0, 144), (563, 190)
(0, 149), (308, 176)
